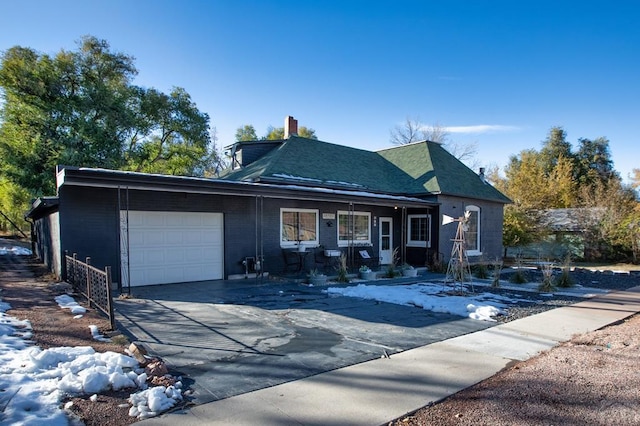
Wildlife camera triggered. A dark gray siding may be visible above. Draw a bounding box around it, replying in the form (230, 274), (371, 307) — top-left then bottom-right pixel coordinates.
(236, 141), (281, 167)
(437, 195), (505, 262)
(32, 211), (61, 277)
(57, 185), (436, 285)
(58, 186), (120, 282)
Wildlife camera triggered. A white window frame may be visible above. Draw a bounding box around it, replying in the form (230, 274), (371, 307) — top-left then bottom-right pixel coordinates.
(407, 214), (431, 248)
(280, 208), (319, 248)
(337, 210), (371, 247)
(465, 205), (481, 256)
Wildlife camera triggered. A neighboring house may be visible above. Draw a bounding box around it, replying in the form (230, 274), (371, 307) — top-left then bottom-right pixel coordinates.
(506, 208), (599, 261)
(27, 116), (510, 289)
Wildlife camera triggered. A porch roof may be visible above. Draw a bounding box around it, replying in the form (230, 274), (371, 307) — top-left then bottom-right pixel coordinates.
(51, 166), (437, 209)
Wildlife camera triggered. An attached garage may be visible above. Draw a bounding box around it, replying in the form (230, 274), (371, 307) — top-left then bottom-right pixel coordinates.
(120, 211), (224, 287)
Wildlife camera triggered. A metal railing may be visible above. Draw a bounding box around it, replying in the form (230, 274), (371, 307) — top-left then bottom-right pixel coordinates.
(64, 252), (115, 330)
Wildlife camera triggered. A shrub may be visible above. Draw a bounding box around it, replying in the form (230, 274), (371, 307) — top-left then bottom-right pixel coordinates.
(335, 254), (349, 283)
(556, 255), (574, 288)
(491, 259), (503, 288)
(538, 263), (555, 292)
(385, 265), (398, 278)
(429, 252), (446, 273)
(509, 269), (529, 284)
(472, 264), (489, 279)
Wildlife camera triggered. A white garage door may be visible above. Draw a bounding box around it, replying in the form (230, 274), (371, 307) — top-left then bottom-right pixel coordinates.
(120, 211), (224, 287)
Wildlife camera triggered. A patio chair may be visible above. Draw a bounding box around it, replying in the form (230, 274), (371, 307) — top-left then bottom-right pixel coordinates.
(282, 249), (302, 273)
(358, 249), (380, 270)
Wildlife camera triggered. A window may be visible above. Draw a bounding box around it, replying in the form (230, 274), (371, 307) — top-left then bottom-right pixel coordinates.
(280, 208), (319, 247)
(337, 211), (371, 246)
(407, 214), (431, 247)
(464, 205), (481, 255)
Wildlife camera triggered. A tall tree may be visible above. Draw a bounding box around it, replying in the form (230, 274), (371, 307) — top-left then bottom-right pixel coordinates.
(577, 177), (638, 260)
(265, 125), (317, 140)
(500, 127), (636, 261)
(124, 87), (211, 175)
(0, 178), (30, 233)
(389, 117), (478, 169)
(538, 126), (573, 174)
(502, 150), (551, 209)
(575, 137), (617, 190)
(390, 117), (449, 145)
(235, 124), (257, 141)
(631, 168), (640, 190)
(0, 36), (214, 200)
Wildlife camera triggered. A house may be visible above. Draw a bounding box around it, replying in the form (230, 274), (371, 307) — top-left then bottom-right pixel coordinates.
(505, 208), (599, 261)
(27, 116), (510, 290)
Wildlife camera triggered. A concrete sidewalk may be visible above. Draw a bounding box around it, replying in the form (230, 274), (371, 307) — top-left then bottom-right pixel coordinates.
(141, 287), (640, 426)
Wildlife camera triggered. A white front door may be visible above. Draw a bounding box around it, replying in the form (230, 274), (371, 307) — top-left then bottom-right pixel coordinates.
(379, 217), (393, 265)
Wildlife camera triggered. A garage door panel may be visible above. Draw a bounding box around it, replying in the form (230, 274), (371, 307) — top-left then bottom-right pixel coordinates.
(142, 249), (166, 265)
(121, 211), (224, 286)
(143, 233), (167, 246)
(182, 231), (204, 244)
(146, 213), (166, 226)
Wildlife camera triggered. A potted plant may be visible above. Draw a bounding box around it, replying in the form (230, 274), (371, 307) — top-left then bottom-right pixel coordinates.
(401, 263), (418, 277)
(308, 268), (327, 286)
(359, 265), (376, 281)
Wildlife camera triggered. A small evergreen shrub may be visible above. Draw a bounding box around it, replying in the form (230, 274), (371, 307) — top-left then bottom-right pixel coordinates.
(472, 264), (489, 279)
(385, 265), (398, 278)
(509, 269), (529, 284)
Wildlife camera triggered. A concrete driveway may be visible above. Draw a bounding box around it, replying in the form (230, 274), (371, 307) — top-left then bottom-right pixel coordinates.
(114, 277), (493, 405)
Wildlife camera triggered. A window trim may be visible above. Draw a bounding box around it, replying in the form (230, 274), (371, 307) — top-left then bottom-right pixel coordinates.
(280, 208), (319, 248)
(407, 214), (431, 248)
(337, 210), (372, 247)
(465, 205), (481, 256)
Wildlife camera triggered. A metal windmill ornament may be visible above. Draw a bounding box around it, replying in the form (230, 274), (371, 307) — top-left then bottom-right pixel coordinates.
(442, 211), (474, 293)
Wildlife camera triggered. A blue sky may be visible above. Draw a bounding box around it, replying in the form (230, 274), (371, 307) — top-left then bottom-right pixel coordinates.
(1, 1), (638, 182)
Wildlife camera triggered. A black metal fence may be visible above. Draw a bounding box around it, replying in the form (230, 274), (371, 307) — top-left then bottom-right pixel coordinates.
(64, 252), (115, 330)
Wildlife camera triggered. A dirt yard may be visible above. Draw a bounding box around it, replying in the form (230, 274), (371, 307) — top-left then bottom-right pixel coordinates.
(1, 253), (137, 425)
(390, 314), (640, 425)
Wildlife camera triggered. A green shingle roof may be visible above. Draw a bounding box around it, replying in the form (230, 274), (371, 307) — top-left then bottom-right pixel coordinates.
(378, 141), (511, 203)
(222, 137), (510, 204)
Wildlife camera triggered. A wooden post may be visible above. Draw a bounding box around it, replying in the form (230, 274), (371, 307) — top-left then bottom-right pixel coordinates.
(63, 250), (69, 281)
(72, 253), (78, 287)
(105, 266), (115, 330)
(86, 257), (92, 308)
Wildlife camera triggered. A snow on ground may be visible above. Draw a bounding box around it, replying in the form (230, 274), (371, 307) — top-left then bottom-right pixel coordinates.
(54, 295), (87, 315)
(0, 245), (32, 256)
(0, 295), (183, 425)
(327, 282), (517, 321)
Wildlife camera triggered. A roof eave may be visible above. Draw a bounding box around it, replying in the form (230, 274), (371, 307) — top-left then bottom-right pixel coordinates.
(57, 167), (437, 209)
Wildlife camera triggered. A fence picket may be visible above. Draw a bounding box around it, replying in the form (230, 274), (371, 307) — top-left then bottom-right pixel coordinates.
(64, 253), (116, 330)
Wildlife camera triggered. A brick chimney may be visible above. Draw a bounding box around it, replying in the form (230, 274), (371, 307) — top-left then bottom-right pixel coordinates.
(284, 115), (298, 139)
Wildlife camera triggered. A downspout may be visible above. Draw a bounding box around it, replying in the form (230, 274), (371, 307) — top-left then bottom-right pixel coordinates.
(401, 206), (407, 265)
(348, 202), (355, 270)
(117, 186), (131, 294)
(255, 195), (264, 282)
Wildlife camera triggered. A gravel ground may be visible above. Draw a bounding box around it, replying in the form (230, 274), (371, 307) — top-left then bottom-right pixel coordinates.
(2, 248), (639, 425)
(389, 267), (640, 426)
(492, 268), (640, 323)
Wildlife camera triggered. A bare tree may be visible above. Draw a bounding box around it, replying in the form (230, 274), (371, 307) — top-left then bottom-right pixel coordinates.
(390, 116), (424, 145)
(390, 117), (479, 169)
(421, 122), (450, 144)
(390, 117), (451, 144)
(445, 140), (480, 170)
